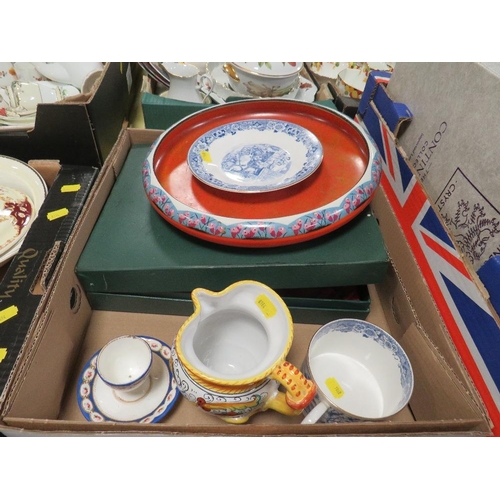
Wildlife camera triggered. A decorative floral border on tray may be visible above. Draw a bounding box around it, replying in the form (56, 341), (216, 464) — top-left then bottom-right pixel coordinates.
(143, 138), (383, 243)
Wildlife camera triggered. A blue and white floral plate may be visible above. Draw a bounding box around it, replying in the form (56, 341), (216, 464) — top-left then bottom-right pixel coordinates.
(77, 336), (180, 423)
(187, 119), (323, 193)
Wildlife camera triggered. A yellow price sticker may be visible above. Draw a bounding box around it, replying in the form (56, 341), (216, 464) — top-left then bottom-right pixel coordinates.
(0, 305), (18, 324)
(47, 208), (69, 221)
(200, 151), (212, 163)
(255, 294), (277, 319)
(325, 377), (345, 399)
(0, 348), (7, 363)
(60, 184), (81, 193)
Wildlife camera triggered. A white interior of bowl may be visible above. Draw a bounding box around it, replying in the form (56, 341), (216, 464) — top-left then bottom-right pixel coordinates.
(308, 320), (413, 418)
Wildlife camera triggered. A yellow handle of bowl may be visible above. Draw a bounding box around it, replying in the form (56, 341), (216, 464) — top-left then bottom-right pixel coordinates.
(222, 63), (239, 82)
(268, 361), (316, 412)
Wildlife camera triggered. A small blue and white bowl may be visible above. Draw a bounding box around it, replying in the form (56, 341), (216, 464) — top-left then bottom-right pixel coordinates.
(301, 319), (414, 424)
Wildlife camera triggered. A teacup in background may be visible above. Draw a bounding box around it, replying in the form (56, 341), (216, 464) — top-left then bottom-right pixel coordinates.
(161, 62), (213, 103)
(301, 319), (414, 424)
(171, 280), (316, 423)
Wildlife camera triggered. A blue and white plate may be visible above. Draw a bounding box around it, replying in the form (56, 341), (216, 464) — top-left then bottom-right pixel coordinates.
(187, 119), (323, 193)
(77, 336), (180, 423)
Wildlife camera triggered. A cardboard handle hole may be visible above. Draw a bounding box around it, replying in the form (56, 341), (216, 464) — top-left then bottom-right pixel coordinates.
(69, 284), (82, 314)
(391, 296), (401, 325)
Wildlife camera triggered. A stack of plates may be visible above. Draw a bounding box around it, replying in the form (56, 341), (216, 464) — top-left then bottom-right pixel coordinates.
(0, 156), (48, 267)
(143, 99), (382, 248)
(0, 86), (36, 128)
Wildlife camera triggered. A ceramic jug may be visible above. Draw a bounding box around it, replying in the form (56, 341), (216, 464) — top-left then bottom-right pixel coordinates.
(162, 62), (213, 103)
(170, 280), (317, 424)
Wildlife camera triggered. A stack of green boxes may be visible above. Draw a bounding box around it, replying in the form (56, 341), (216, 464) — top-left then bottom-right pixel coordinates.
(75, 96), (389, 324)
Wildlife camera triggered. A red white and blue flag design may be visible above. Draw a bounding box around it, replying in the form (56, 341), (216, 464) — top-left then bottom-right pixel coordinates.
(360, 74), (500, 434)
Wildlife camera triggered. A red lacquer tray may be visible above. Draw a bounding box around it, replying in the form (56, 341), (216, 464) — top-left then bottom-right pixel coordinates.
(142, 99), (382, 248)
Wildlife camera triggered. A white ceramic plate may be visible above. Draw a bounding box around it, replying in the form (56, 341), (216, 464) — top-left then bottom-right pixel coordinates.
(187, 119), (323, 193)
(0, 112), (36, 127)
(207, 63), (317, 103)
(77, 337), (180, 423)
(0, 155), (47, 266)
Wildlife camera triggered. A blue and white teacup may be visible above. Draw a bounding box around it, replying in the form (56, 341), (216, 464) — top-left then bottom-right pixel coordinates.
(301, 319), (414, 424)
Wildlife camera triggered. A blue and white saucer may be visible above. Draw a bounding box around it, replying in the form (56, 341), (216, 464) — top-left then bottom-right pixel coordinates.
(187, 119), (323, 193)
(77, 336), (180, 423)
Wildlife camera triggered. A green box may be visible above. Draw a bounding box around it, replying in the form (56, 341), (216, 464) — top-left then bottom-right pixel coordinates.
(76, 141), (389, 297)
(86, 285), (371, 325)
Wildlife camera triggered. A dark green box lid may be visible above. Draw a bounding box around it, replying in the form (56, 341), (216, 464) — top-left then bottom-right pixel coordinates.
(76, 142), (388, 296)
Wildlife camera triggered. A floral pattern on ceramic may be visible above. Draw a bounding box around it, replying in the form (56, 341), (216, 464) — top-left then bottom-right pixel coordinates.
(0, 155), (47, 266)
(142, 136), (382, 243)
(225, 62), (303, 98)
(309, 62), (350, 81)
(301, 319), (414, 423)
(171, 344), (279, 423)
(77, 336), (180, 423)
(187, 119), (323, 193)
(0, 186), (33, 254)
(247, 62), (301, 74)
(241, 80), (297, 98)
(171, 280), (316, 423)
(207, 63), (317, 104)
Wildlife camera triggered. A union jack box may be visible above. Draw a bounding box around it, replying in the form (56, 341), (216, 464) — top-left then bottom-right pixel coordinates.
(359, 68), (500, 436)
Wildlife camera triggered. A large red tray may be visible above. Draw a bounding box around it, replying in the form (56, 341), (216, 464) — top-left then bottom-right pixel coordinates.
(143, 99), (382, 248)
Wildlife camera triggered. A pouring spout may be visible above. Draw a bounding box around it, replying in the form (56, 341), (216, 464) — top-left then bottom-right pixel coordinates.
(190, 287), (225, 322)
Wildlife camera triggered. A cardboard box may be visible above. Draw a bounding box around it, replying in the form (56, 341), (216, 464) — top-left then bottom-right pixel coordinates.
(0, 161), (98, 405)
(359, 69), (500, 435)
(85, 285), (371, 325)
(0, 128), (492, 436)
(384, 63), (500, 316)
(0, 62), (142, 407)
(0, 62), (139, 168)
